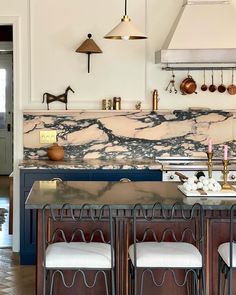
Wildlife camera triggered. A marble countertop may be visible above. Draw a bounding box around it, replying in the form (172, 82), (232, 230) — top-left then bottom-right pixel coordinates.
(162, 162), (236, 171)
(25, 181), (236, 210)
(19, 159), (163, 170)
(19, 158), (236, 171)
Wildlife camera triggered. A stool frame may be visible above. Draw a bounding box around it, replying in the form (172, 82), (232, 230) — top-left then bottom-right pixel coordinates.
(129, 202), (206, 295)
(218, 204), (236, 295)
(42, 203), (115, 295)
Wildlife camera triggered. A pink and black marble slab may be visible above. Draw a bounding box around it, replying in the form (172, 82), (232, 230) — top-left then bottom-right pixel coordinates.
(23, 110), (236, 160)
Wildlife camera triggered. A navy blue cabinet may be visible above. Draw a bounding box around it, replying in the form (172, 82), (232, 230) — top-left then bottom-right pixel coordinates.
(20, 169), (162, 264)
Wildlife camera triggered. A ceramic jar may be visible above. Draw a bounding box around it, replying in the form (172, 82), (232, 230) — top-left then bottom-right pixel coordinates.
(47, 143), (64, 161)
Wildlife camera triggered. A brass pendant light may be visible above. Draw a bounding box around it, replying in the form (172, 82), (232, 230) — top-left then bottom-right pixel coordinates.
(104, 0), (147, 40)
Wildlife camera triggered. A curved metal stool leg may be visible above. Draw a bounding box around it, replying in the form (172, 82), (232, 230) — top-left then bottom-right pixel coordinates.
(193, 270), (197, 295)
(222, 265), (229, 295)
(185, 269), (191, 295)
(218, 256), (224, 295)
(103, 272), (109, 295)
(192, 271), (196, 295)
(134, 268), (137, 295)
(111, 269), (116, 295)
(186, 273), (190, 295)
(201, 269), (206, 295)
(228, 268), (233, 295)
(49, 271), (57, 295)
(139, 269), (146, 295)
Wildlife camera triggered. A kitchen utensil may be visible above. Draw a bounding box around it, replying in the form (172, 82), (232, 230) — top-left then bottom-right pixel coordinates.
(201, 69), (208, 92)
(165, 71), (178, 94)
(47, 143), (64, 161)
(209, 70), (216, 93)
(180, 74), (197, 95)
(218, 69), (226, 93)
(175, 172), (188, 183)
(227, 68), (236, 95)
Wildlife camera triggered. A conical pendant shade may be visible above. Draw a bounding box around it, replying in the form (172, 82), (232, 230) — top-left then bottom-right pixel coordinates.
(104, 15), (147, 40)
(76, 34), (102, 54)
(75, 34), (102, 73)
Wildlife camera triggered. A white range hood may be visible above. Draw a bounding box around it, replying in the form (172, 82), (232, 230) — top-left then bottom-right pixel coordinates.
(156, 0), (236, 64)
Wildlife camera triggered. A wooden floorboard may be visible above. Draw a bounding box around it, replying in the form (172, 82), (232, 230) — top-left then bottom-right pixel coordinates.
(0, 176), (35, 294)
(0, 175), (12, 247)
(0, 249), (35, 295)
(0, 176), (9, 197)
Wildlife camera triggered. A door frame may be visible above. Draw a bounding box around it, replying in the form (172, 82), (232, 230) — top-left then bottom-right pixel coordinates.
(0, 52), (13, 174)
(0, 17), (21, 252)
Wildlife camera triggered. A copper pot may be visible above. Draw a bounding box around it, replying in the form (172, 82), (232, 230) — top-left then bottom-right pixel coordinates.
(180, 75), (197, 95)
(47, 143), (64, 161)
(227, 69), (236, 95)
(209, 70), (216, 93)
(201, 70), (208, 92)
(228, 84), (236, 95)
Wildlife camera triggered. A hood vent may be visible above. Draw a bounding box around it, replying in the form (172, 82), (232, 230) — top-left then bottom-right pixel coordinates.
(156, 0), (236, 64)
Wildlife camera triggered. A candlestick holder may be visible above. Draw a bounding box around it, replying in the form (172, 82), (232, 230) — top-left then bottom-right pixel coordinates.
(206, 152), (213, 178)
(222, 160), (231, 190)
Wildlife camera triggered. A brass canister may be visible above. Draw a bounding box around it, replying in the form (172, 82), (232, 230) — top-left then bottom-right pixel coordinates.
(113, 97), (121, 110)
(102, 99), (113, 110)
(102, 99), (107, 110)
(107, 99), (113, 110)
(152, 90), (158, 111)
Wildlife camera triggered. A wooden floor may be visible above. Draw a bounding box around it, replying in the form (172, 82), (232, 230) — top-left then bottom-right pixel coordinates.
(0, 176), (35, 295)
(0, 176), (9, 196)
(0, 249), (35, 295)
(0, 176), (12, 248)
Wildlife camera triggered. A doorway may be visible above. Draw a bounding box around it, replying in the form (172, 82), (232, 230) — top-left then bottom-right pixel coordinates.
(0, 26), (13, 249)
(0, 25), (13, 176)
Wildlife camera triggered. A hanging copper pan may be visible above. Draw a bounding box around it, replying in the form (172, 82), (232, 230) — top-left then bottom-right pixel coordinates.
(180, 75), (197, 95)
(227, 69), (236, 95)
(218, 69), (226, 93)
(209, 70), (217, 93)
(201, 69), (208, 92)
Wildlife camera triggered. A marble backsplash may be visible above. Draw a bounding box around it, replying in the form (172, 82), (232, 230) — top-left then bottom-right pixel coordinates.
(23, 110), (236, 160)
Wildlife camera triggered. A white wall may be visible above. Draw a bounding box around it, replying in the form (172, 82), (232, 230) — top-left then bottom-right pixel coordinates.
(29, 0), (146, 110)
(0, 0), (29, 252)
(0, 0), (236, 251)
(147, 0), (236, 110)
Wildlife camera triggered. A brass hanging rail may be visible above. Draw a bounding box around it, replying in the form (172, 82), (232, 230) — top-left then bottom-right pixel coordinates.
(162, 66), (236, 71)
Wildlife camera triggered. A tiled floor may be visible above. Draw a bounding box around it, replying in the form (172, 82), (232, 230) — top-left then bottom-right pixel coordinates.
(0, 176), (35, 295)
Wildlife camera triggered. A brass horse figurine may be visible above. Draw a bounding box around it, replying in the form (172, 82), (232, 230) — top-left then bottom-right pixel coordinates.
(42, 86), (75, 110)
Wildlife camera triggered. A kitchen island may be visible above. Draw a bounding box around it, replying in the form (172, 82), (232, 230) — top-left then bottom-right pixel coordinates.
(19, 159), (163, 264)
(26, 180), (236, 295)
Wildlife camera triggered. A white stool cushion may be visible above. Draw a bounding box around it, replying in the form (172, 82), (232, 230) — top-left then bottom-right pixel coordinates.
(45, 242), (112, 269)
(218, 242), (236, 267)
(129, 242), (202, 268)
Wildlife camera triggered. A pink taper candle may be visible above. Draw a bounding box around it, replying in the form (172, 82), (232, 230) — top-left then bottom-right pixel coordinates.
(224, 145), (228, 160)
(208, 138), (212, 153)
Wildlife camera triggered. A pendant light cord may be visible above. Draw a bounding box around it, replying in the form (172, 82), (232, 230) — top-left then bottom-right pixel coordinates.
(125, 0), (127, 15)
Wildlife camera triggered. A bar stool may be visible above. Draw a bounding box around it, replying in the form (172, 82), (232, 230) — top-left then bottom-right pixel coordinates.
(42, 203), (115, 295)
(218, 204), (236, 295)
(128, 202), (206, 295)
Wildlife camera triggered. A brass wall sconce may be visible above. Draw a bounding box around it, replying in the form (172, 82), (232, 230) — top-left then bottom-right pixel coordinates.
(76, 33), (102, 73)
